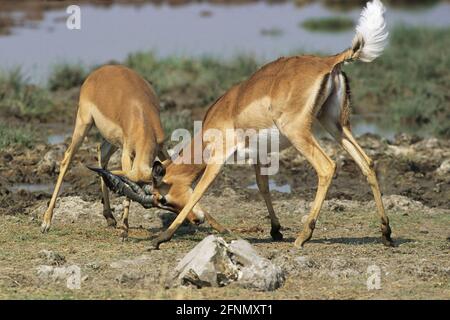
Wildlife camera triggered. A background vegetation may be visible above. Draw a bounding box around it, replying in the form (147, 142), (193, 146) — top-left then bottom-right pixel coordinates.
(0, 26), (449, 148)
(301, 17), (354, 32)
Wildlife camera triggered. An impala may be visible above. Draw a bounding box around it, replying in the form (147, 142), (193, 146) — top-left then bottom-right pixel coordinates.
(41, 65), (225, 238)
(100, 0), (394, 249)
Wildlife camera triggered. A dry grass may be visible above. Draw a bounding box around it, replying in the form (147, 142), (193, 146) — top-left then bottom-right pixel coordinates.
(0, 194), (448, 299)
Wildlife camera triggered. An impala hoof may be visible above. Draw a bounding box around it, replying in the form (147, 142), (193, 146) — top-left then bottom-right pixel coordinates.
(117, 224), (128, 240)
(271, 230), (284, 241)
(294, 229), (314, 248)
(381, 224), (394, 247)
(147, 231), (172, 250)
(294, 237), (306, 248)
(382, 234), (395, 247)
(103, 210), (117, 227)
(120, 230), (128, 241)
(146, 240), (160, 251)
(40, 222), (51, 233)
(105, 215), (117, 228)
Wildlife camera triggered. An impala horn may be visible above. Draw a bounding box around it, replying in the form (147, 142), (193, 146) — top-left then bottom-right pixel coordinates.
(87, 167), (156, 209)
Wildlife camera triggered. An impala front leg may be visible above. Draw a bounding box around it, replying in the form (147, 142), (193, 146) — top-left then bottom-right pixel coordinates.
(117, 148), (133, 240)
(149, 162), (224, 250)
(42, 117), (93, 233)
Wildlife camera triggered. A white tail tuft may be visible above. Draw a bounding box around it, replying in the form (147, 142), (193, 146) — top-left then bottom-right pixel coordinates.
(354, 0), (389, 62)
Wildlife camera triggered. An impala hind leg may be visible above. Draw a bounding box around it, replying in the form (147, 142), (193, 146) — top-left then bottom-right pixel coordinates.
(254, 163), (283, 241)
(41, 113), (93, 233)
(284, 129), (336, 247)
(331, 125), (393, 246)
(98, 140), (118, 227)
(204, 211), (229, 234)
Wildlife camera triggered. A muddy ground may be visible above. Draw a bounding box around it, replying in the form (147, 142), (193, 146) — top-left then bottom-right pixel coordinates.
(0, 132), (449, 299)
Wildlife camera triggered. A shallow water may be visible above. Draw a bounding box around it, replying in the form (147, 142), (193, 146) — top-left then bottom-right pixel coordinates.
(247, 179), (292, 193)
(47, 133), (70, 145)
(42, 114), (404, 145)
(0, 2), (449, 83)
(9, 183), (58, 194)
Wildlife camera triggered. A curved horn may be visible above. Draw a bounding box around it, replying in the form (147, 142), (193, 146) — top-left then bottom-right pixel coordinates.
(87, 166), (156, 209)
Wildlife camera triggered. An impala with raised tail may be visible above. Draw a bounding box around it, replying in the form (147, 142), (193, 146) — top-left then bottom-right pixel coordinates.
(100, 0), (394, 249)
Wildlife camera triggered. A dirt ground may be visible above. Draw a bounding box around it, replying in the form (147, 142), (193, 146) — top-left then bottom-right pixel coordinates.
(0, 133), (449, 299)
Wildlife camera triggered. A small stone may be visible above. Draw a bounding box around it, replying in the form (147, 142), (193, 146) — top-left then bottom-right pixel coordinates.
(115, 271), (144, 286)
(301, 215), (308, 224)
(382, 195), (425, 212)
(36, 147), (64, 175)
(38, 250), (65, 266)
(294, 256), (315, 268)
(436, 159), (450, 176)
(143, 213), (152, 220)
(85, 262), (101, 270)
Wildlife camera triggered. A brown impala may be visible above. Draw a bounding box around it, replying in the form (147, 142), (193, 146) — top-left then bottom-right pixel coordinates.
(41, 65), (225, 238)
(100, 0), (394, 249)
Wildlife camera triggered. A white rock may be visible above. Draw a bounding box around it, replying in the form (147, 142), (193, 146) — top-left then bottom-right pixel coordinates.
(36, 265), (81, 289)
(172, 235), (238, 288)
(436, 159), (450, 176)
(36, 147), (64, 174)
(170, 235), (285, 291)
(229, 239), (285, 291)
(301, 214), (309, 224)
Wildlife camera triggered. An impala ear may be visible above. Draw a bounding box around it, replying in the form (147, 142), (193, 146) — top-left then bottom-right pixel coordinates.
(152, 160), (166, 186)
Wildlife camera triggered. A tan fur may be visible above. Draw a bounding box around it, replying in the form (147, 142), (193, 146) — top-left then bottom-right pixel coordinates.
(42, 65), (173, 236)
(151, 51), (392, 249)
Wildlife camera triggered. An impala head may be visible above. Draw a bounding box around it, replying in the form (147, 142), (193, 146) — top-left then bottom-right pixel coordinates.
(149, 161), (206, 225)
(93, 161), (205, 225)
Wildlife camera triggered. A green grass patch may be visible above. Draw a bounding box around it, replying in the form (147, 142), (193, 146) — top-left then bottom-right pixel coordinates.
(0, 26), (448, 138)
(316, 0), (441, 11)
(0, 122), (35, 149)
(0, 69), (53, 118)
(48, 64), (87, 91)
(301, 16), (354, 32)
(161, 109), (193, 140)
(260, 27), (283, 37)
(125, 52), (259, 105)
